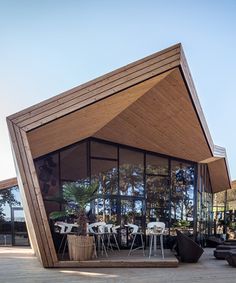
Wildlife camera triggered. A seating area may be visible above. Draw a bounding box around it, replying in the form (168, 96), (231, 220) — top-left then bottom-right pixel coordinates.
(51, 220), (218, 267)
(54, 221), (168, 261)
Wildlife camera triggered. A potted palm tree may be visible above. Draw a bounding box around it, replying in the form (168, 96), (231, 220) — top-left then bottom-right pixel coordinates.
(50, 180), (98, 261)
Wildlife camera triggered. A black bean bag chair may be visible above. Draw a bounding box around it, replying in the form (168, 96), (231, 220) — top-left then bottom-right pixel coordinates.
(176, 230), (204, 263)
(226, 250), (236, 267)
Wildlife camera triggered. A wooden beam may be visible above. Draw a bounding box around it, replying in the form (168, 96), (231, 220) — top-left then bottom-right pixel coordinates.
(7, 119), (58, 267)
(0, 177), (18, 190)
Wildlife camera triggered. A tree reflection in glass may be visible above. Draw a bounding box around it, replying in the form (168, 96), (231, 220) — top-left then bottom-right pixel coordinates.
(119, 149), (144, 197)
(171, 161), (195, 230)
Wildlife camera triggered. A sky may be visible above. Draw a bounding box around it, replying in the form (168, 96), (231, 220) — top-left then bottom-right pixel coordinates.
(0, 0), (236, 181)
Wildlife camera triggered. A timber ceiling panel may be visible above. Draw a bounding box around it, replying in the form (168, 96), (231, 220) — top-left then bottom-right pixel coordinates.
(94, 68), (211, 162)
(208, 158), (230, 193)
(27, 71), (172, 158)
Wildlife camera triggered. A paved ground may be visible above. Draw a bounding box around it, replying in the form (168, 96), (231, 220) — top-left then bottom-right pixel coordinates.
(0, 247), (235, 283)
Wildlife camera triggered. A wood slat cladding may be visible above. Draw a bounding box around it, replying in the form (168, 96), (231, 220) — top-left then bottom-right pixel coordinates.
(22, 55), (179, 131)
(180, 46), (214, 154)
(27, 71), (172, 158)
(208, 158), (231, 193)
(0, 177), (18, 190)
(95, 68), (211, 162)
(6, 119), (57, 267)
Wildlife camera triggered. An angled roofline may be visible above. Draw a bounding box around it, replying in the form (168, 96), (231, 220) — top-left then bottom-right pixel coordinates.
(6, 44), (214, 156)
(7, 43), (231, 192)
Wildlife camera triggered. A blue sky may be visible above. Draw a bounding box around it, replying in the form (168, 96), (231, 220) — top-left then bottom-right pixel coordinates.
(0, 0), (236, 180)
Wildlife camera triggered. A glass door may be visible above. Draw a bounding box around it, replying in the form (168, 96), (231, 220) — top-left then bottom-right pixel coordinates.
(11, 207), (29, 246)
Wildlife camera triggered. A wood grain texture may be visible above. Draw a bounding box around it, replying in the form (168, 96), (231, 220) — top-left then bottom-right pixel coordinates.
(27, 71), (172, 158)
(0, 177), (17, 190)
(95, 68), (211, 162)
(179, 45), (214, 155)
(208, 158), (231, 193)
(7, 119), (57, 267)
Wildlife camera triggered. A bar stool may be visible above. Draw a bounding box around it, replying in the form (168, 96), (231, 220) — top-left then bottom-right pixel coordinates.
(147, 221), (165, 259)
(111, 225), (120, 251)
(54, 221), (78, 259)
(128, 224), (145, 256)
(103, 224), (120, 251)
(88, 222), (108, 257)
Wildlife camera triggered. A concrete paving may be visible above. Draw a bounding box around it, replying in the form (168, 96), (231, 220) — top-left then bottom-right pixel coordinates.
(0, 247), (235, 283)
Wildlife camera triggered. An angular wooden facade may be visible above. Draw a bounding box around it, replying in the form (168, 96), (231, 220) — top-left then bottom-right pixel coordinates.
(7, 44), (231, 267)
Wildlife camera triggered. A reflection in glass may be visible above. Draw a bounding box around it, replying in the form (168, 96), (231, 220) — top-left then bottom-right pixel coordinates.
(146, 176), (169, 222)
(0, 187), (28, 246)
(35, 153), (59, 199)
(91, 160), (118, 195)
(171, 161), (195, 230)
(94, 198), (117, 224)
(91, 141), (117, 159)
(60, 142), (88, 182)
(119, 149), (144, 196)
(146, 154), (168, 175)
(120, 199), (143, 227)
(33, 138), (201, 253)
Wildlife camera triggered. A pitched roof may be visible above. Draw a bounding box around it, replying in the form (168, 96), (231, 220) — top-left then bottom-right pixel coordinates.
(7, 43), (231, 193)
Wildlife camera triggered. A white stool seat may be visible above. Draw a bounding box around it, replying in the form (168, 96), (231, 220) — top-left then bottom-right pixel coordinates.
(147, 221), (165, 259)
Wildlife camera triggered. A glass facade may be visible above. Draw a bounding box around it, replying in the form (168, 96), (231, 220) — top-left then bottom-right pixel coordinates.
(34, 138), (203, 253)
(197, 164), (213, 245)
(0, 186), (29, 246)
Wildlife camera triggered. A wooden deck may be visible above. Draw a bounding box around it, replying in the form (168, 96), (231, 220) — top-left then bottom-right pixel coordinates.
(54, 249), (178, 268)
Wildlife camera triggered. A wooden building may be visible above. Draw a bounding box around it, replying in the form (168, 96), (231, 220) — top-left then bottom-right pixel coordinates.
(6, 43), (231, 267)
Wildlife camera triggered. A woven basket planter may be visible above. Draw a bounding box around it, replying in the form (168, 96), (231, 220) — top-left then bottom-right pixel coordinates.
(67, 234), (94, 261)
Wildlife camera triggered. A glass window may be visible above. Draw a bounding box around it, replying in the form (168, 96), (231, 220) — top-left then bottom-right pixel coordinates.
(0, 187), (23, 246)
(146, 176), (170, 222)
(91, 159), (118, 195)
(93, 198), (117, 224)
(171, 161), (195, 230)
(119, 148), (144, 196)
(60, 142), (88, 182)
(120, 199), (144, 227)
(91, 141), (117, 159)
(35, 153), (60, 199)
(146, 154), (168, 175)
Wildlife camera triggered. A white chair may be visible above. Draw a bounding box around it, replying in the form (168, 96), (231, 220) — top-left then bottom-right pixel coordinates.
(88, 222), (108, 257)
(103, 224), (120, 251)
(54, 221), (78, 259)
(111, 225), (120, 251)
(128, 224), (145, 256)
(147, 221), (165, 259)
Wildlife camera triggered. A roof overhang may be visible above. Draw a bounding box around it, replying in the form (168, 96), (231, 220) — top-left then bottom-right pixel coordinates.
(6, 43), (231, 266)
(0, 177), (18, 190)
(7, 43), (231, 192)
